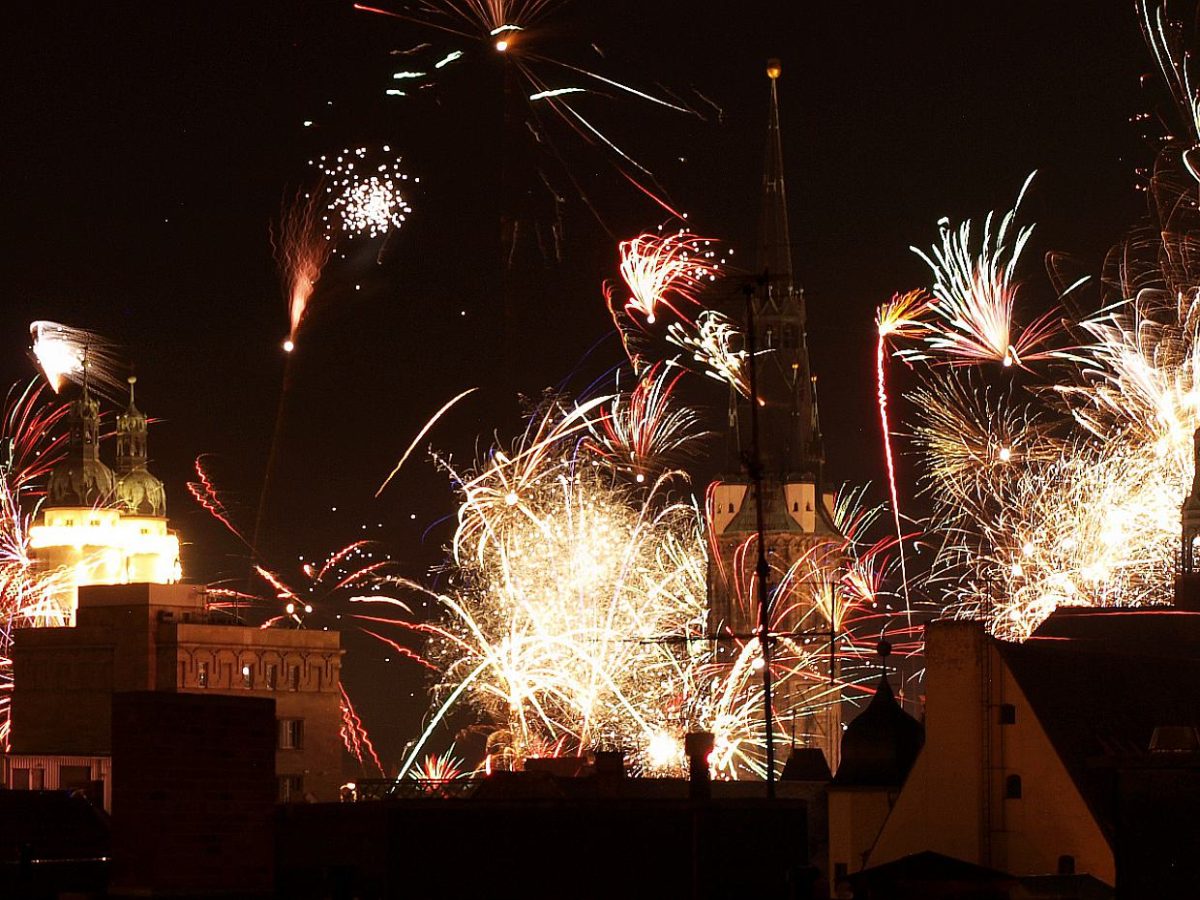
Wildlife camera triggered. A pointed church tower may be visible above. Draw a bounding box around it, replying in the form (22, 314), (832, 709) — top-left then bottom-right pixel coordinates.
(707, 60), (844, 773)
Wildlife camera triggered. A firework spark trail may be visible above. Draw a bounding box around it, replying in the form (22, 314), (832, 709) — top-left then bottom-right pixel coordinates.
(410, 747), (465, 782)
(340, 683), (386, 776)
(28, 322), (126, 399)
(0, 381), (73, 748)
(907, 173), (1064, 369)
(376, 387), (479, 497)
(666, 310), (752, 397)
(273, 185), (335, 353)
(356, 0), (697, 231)
(874, 291), (934, 613)
(602, 232), (723, 373)
(1139, 1), (1200, 181)
(583, 364), (707, 483)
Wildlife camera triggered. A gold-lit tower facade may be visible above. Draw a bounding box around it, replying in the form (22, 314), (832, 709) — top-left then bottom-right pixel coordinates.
(30, 377), (180, 623)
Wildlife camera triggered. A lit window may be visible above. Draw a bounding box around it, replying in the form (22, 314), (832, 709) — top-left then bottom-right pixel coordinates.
(197, 662), (209, 688)
(241, 664), (253, 688)
(265, 664), (278, 690)
(279, 719), (304, 750)
(89, 519), (99, 527)
(64, 519), (74, 527)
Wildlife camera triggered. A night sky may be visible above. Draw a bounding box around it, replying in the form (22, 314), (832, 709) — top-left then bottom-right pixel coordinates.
(6, 1), (1154, 761)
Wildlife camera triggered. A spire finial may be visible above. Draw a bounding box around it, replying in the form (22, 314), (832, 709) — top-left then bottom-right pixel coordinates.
(127, 374), (137, 409)
(767, 58), (782, 80)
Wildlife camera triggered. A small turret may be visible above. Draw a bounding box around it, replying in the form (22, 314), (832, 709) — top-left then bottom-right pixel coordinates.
(46, 378), (115, 508)
(115, 375), (165, 517)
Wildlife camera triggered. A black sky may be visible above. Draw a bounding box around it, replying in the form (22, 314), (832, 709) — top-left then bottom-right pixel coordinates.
(4, 1), (1153, 760)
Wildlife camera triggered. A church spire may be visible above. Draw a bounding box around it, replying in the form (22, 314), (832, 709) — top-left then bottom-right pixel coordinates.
(759, 58), (794, 301)
(732, 59), (825, 484)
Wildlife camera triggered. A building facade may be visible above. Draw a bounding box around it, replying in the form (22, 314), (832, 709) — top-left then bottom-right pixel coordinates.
(6, 576), (345, 807)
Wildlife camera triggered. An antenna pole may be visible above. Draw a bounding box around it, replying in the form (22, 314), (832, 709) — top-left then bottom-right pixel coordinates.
(744, 280), (776, 797)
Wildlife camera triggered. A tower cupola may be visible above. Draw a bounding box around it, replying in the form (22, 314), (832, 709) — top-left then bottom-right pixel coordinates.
(46, 380), (115, 508)
(115, 376), (165, 517)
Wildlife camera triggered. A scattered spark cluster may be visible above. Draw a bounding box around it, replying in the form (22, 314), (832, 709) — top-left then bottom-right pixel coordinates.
(313, 147), (416, 240)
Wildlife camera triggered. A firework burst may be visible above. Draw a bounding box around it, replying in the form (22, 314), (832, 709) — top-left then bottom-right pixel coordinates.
(28, 322), (126, 399)
(314, 146), (416, 241)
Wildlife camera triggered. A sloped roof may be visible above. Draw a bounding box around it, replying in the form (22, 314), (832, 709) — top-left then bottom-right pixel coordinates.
(999, 608), (1200, 839)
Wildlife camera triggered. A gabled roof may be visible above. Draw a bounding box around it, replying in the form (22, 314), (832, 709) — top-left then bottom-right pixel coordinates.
(998, 608), (1200, 839)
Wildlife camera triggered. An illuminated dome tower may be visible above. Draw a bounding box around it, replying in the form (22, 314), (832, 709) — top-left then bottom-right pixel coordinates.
(707, 60), (845, 773)
(115, 376), (166, 517)
(32, 376), (181, 623)
(46, 381), (115, 509)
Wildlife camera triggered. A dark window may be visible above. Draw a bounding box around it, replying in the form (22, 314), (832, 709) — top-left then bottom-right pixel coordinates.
(197, 662), (209, 688)
(999, 703), (1016, 725)
(279, 718), (304, 750)
(1057, 855), (1075, 875)
(265, 664), (278, 690)
(11, 769), (29, 790)
(834, 863), (848, 881)
(278, 775), (304, 803)
(792, 501), (799, 512)
(727, 502), (734, 513)
(1005, 774), (1022, 799)
(59, 765), (92, 791)
(782, 325), (798, 349)
(288, 664), (301, 690)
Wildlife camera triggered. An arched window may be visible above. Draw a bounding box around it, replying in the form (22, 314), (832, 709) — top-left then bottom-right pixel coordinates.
(1005, 774), (1022, 799)
(727, 502), (734, 513)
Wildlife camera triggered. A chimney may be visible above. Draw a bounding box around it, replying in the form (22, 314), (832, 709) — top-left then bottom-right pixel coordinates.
(684, 732), (714, 800)
(593, 750), (625, 778)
